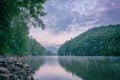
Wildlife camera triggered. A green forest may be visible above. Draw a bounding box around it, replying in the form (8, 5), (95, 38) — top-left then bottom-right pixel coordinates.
(0, 0), (49, 55)
(29, 38), (54, 56)
(58, 25), (120, 56)
(0, 0), (120, 56)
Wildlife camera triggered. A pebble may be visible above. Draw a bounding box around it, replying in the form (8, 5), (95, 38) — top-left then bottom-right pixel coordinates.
(0, 56), (34, 80)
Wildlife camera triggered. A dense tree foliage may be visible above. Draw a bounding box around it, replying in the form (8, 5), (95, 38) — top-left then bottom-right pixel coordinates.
(29, 38), (47, 56)
(10, 15), (29, 55)
(58, 25), (120, 56)
(0, 0), (46, 25)
(0, 0), (47, 55)
(1, 13), (49, 56)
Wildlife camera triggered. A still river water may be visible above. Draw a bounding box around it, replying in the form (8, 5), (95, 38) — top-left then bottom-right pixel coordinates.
(26, 56), (120, 80)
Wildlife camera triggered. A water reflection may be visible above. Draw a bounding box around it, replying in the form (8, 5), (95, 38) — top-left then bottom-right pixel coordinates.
(31, 56), (82, 80)
(27, 56), (120, 80)
(26, 56), (44, 71)
(59, 56), (120, 80)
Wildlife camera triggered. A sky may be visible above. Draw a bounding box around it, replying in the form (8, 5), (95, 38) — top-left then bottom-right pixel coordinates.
(29, 0), (120, 48)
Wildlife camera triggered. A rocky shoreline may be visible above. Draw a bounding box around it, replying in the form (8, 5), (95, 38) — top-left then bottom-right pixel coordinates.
(0, 56), (34, 80)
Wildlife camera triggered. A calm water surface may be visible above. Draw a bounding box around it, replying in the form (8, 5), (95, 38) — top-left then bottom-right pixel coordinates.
(27, 56), (120, 80)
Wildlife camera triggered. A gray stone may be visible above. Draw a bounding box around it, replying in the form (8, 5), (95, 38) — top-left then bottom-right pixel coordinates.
(0, 67), (10, 74)
(0, 74), (10, 80)
(0, 56), (34, 80)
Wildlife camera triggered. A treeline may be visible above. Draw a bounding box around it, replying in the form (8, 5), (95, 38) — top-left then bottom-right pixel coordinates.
(29, 38), (54, 56)
(0, 14), (50, 56)
(58, 25), (120, 56)
(0, 0), (49, 55)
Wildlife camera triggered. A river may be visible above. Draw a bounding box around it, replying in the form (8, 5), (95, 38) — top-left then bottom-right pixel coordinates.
(26, 56), (120, 80)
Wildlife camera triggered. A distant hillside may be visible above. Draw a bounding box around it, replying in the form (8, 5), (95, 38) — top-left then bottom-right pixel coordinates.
(29, 38), (49, 56)
(46, 46), (58, 54)
(58, 24), (120, 56)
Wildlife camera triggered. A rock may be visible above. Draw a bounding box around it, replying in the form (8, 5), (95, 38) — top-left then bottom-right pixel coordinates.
(9, 74), (21, 80)
(0, 67), (10, 74)
(0, 56), (34, 80)
(24, 76), (31, 80)
(31, 77), (34, 80)
(0, 74), (10, 80)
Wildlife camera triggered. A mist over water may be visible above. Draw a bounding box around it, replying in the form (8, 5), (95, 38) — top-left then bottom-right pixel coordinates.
(27, 56), (120, 80)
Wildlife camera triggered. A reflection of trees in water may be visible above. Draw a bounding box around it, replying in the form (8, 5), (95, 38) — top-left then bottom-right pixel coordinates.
(26, 56), (44, 72)
(59, 57), (120, 80)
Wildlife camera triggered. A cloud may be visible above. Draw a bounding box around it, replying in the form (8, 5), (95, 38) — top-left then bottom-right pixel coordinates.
(29, 25), (90, 47)
(30, 0), (120, 47)
(42, 0), (103, 33)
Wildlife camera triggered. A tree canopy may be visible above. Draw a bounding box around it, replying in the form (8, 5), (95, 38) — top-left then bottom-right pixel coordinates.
(58, 24), (120, 56)
(0, 0), (47, 27)
(0, 0), (47, 55)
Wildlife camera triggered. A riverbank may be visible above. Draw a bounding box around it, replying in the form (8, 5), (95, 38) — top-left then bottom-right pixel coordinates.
(0, 56), (34, 80)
